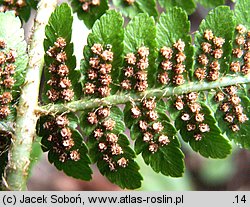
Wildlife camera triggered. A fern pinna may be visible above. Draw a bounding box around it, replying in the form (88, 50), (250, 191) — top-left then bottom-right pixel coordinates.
(1, 0), (250, 190)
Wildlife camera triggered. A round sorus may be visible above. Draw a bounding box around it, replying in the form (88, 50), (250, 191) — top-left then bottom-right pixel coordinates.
(160, 46), (173, 59)
(117, 157), (128, 168)
(174, 39), (185, 52)
(158, 135), (170, 146)
(143, 132), (153, 142)
(204, 30), (214, 41)
(148, 143), (159, 154)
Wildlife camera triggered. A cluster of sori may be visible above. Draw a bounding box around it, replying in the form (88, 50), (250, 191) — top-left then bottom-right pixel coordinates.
(130, 98), (170, 153)
(174, 92), (210, 141)
(46, 37), (74, 102)
(0, 0), (26, 15)
(78, 0), (100, 12)
(124, 0), (135, 5)
(87, 107), (129, 171)
(214, 86), (248, 132)
(195, 30), (225, 81)
(43, 115), (80, 163)
(158, 39), (186, 86)
(230, 24), (250, 75)
(0, 39), (16, 119)
(121, 46), (149, 92)
(83, 43), (113, 97)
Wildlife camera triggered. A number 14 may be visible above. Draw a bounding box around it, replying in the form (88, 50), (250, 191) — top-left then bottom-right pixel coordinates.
(235, 195), (246, 204)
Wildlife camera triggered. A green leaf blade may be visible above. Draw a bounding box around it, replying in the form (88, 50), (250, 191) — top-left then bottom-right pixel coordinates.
(113, 0), (158, 19)
(70, 0), (109, 29)
(141, 141), (184, 177)
(193, 6), (235, 79)
(81, 10), (124, 96)
(43, 3), (80, 103)
(156, 8), (194, 86)
(0, 12), (28, 126)
(82, 106), (142, 189)
(235, 0), (250, 28)
(39, 114), (93, 181)
(212, 92), (250, 150)
(97, 133), (143, 189)
(158, 0), (196, 15)
(140, 122), (184, 177)
(124, 13), (157, 87)
(176, 102), (232, 159)
(44, 3), (73, 48)
(125, 98), (184, 177)
(195, 0), (225, 8)
(0, 12), (28, 89)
